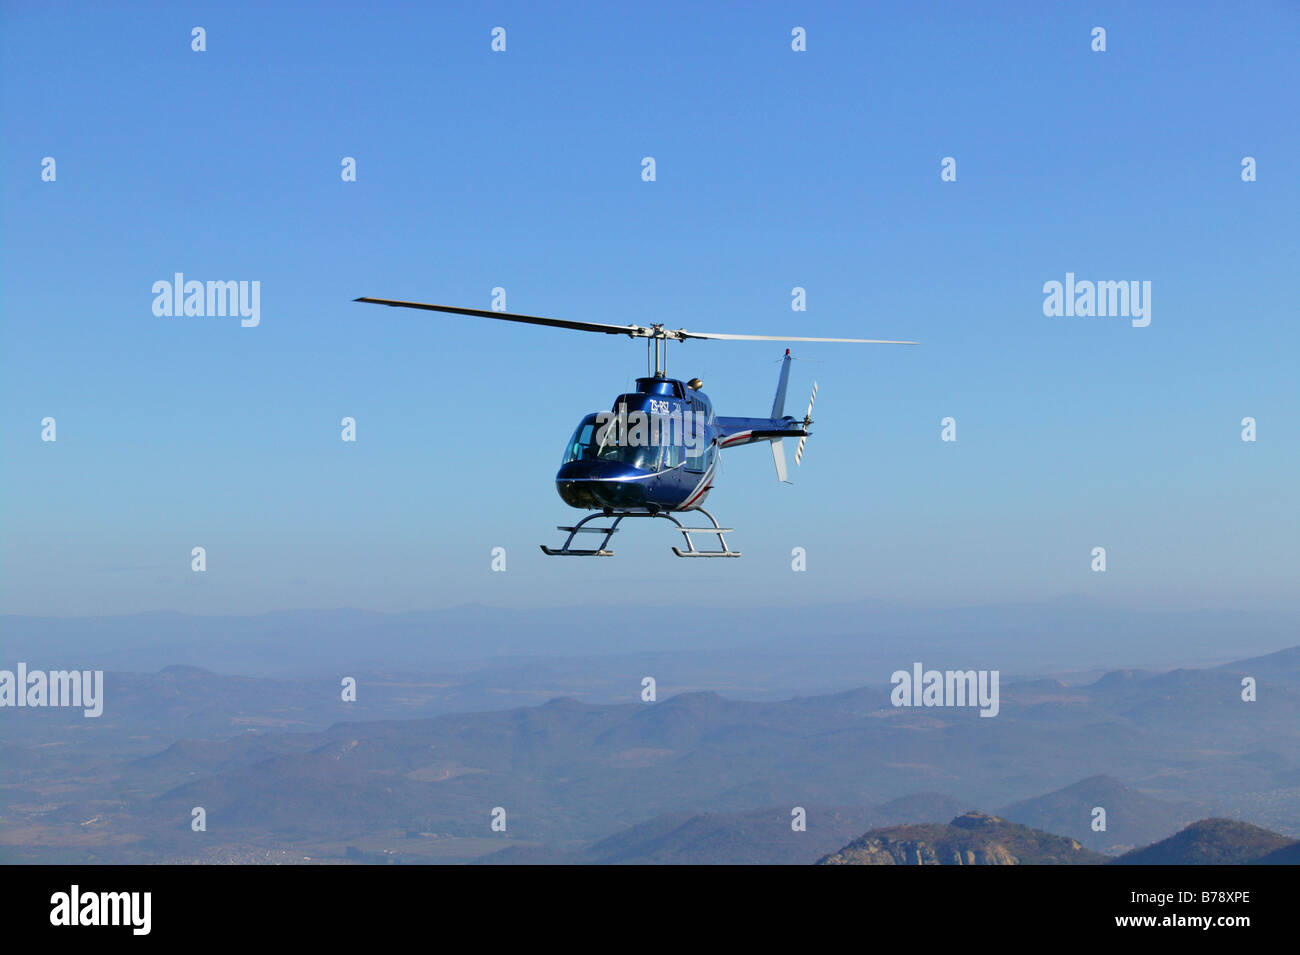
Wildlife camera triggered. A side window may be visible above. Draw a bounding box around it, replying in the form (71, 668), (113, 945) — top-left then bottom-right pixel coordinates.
(663, 442), (684, 469)
(684, 439), (710, 472)
(682, 405), (711, 471)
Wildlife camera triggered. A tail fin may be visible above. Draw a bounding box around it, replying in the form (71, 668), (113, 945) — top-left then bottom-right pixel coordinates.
(771, 349), (792, 417)
(770, 349), (793, 483)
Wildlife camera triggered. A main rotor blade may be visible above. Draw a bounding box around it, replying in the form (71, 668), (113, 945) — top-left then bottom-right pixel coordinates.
(354, 298), (644, 337)
(355, 298), (918, 344)
(677, 330), (918, 344)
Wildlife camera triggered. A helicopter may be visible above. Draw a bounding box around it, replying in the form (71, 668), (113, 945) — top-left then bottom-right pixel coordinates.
(355, 297), (916, 557)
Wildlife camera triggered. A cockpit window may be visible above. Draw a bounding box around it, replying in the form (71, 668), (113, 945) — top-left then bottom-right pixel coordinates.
(562, 414), (599, 465)
(592, 417), (662, 471)
(561, 413), (665, 472)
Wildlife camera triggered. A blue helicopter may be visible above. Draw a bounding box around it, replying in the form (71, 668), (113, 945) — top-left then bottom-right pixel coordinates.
(355, 297), (916, 557)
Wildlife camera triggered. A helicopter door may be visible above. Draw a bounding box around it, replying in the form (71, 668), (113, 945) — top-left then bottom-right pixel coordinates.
(658, 414), (686, 470)
(684, 439), (713, 473)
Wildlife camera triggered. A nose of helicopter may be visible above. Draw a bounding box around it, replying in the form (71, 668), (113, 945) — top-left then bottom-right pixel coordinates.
(555, 460), (649, 509)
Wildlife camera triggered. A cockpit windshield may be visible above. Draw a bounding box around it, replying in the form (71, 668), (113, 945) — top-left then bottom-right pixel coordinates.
(561, 413), (664, 472)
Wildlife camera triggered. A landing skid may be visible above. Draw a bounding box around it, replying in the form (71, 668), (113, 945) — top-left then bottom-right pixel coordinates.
(540, 507), (740, 558)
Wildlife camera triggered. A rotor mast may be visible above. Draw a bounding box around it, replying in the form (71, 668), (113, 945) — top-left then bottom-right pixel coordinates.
(647, 325), (669, 376)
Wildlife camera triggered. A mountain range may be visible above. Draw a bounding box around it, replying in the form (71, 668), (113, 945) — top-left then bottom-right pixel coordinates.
(3, 631), (1299, 864)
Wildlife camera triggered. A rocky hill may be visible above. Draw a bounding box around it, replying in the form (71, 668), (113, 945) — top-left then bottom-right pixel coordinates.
(817, 812), (1107, 865)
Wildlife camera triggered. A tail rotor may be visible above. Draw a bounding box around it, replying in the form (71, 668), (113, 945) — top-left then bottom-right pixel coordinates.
(794, 382), (818, 466)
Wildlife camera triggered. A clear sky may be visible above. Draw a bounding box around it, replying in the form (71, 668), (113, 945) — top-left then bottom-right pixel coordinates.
(2, 1), (1296, 616)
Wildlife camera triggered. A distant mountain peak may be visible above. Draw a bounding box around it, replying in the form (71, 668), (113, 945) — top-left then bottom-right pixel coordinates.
(541, 696), (585, 708)
(1113, 818), (1296, 865)
(665, 690), (725, 704)
(1091, 669), (1150, 688)
(997, 775), (1199, 855)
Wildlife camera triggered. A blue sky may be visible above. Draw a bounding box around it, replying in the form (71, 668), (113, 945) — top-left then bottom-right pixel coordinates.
(2, 1), (1297, 616)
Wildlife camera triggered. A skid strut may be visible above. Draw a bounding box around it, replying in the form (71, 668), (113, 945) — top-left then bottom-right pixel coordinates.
(540, 507), (740, 558)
